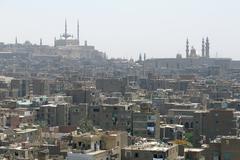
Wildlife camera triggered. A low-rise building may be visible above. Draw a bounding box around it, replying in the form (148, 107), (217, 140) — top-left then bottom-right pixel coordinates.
(206, 136), (240, 160)
(193, 109), (237, 146)
(67, 130), (128, 160)
(121, 140), (179, 160)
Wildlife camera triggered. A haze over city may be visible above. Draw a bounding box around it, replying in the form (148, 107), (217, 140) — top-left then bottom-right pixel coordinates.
(2, 1), (240, 159)
(1, 0), (240, 59)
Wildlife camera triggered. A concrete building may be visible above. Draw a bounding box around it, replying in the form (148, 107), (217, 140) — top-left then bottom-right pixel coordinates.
(166, 109), (198, 130)
(160, 124), (184, 141)
(207, 136), (240, 160)
(38, 103), (70, 126)
(69, 103), (89, 126)
(0, 144), (37, 160)
(160, 102), (199, 115)
(10, 79), (29, 97)
(32, 78), (49, 96)
(184, 148), (206, 160)
(67, 131), (128, 160)
(121, 140), (179, 160)
(65, 88), (93, 104)
(96, 78), (127, 93)
(14, 126), (42, 143)
(89, 104), (132, 132)
(193, 109), (237, 146)
(132, 112), (160, 139)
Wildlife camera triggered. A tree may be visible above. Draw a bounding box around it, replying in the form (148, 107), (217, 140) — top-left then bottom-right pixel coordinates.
(184, 132), (193, 146)
(78, 117), (94, 133)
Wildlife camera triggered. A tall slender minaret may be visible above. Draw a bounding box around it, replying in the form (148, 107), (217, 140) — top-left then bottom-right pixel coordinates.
(40, 38), (43, 46)
(65, 19), (68, 40)
(77, 20), (80, 45)
(202, 38), (205, 57)
(15, 37), (18, 45)
(186, 38), (189, 58)
(205, 37), (210, 58)
(61, 19), (71, 40)
(139, 53), (142, 61)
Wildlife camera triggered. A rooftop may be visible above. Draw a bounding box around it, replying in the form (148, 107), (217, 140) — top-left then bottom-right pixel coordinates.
(184, 148), (204, 152)
(123, 141), (176, 152)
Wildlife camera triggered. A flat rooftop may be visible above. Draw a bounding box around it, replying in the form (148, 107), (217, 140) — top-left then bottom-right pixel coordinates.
(184, 148), (204, 152)
(123, 141), (176, 152)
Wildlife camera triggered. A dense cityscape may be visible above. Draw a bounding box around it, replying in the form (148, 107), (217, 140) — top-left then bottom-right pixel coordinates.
(0, 18), (240, 160)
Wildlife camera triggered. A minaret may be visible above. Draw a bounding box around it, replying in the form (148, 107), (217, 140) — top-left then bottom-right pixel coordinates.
(143, 53), (146, 77)
(65, 19), (67, 40)
(40, 38), (43, 46)
(139, 53), (142, 62)
(77, 20), (80, 45)
(186, 38), (189, 58)
(84, 40), (88, 46)
(61, 19), (71, 40)
(201, 38), (205, 57)
(205, 37), (210, 58)
(15, 37), (18, 45)
(54, 37), (56, 47)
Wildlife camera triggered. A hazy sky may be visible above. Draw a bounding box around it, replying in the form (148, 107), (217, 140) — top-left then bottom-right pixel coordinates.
(0, 0), (240, 59)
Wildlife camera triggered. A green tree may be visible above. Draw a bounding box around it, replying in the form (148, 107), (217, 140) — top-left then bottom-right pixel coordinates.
(78, 117), (94, 133)
(184, 132), (193, 146)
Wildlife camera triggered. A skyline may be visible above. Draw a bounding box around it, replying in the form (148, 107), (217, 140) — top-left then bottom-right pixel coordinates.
(1, 0), (240, 59)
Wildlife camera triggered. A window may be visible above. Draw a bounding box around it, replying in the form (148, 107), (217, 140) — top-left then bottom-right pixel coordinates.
(223, 152), (232, 160)
(126, 151), (131, 158)
(72, 143), (77, 149)
(153, 154), (158, 158)
(135, 153), (139, 158)
(78, 142), (82, 147)
(190, 122), (194, 128)
(93, 108), (100, 112)
(153, 154), (163, 158)
(213, 151), (220, 160)
(185, 122), (189, 129)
